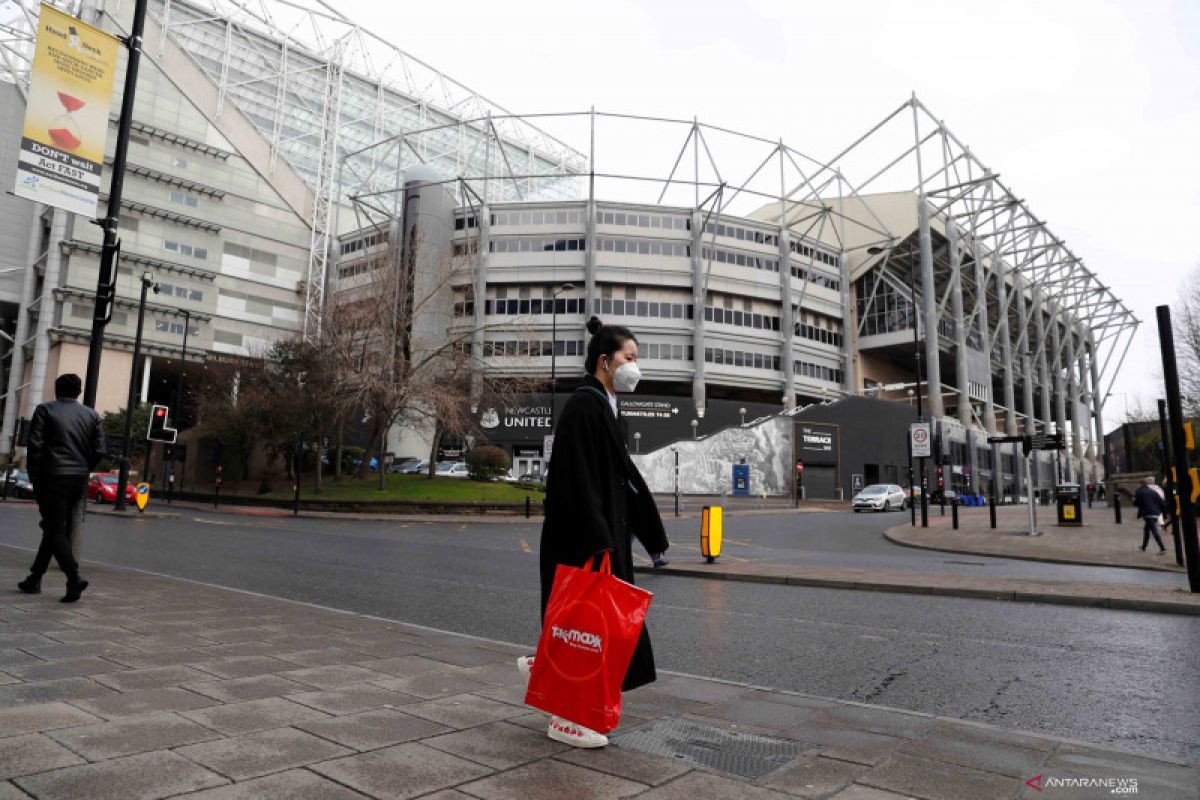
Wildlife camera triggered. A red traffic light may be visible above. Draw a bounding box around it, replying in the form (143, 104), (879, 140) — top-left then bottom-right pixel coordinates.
(155, 408), (165, 417)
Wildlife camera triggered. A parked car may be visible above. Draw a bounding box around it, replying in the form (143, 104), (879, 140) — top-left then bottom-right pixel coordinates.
(3, 467), (34, 499)
(86, 473), (137, 505)
(434, 461), (469, 478)
(398, 459), (429, 474)
(387, 457), (421, 474)
(852, 484), (908, 513)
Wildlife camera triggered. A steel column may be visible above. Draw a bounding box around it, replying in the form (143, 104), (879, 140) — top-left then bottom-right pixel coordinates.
(1050, 306), (1069, 482)
(0, 204), (44, 460)
(838, 250), (854, 394)
(971, 240), (996, 434)
(947, 218), (970, 428)
(691, 209), (707, 418)
(916, 197), (943, 419)
(778, 228), (796, 408)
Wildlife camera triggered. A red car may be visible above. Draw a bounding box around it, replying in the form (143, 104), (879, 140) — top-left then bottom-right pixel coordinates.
(87, 474), (137, 505)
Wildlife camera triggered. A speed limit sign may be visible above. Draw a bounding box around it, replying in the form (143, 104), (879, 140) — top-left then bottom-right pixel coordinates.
(910, 422), (932, 458)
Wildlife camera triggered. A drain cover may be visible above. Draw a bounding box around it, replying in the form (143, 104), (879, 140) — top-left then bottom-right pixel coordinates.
(611, 718), (807, 779)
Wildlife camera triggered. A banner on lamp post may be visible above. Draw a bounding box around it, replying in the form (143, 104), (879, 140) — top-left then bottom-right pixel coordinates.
(14, 4), (118, 217)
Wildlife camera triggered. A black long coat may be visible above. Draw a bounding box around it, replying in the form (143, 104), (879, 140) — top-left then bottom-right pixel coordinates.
(540, 376), (669, 691)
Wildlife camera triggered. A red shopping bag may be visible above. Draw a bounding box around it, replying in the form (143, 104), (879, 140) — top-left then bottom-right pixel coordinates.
(524, 552), (652, 733)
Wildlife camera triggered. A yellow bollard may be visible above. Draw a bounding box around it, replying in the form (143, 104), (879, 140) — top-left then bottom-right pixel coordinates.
(701, 505), (723, 564)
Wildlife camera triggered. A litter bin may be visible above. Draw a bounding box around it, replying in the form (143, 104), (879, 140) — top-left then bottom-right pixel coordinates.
(1055, 483), (1082, 527)
(731, 463), (749, 497)
(701, 506), (723, 563)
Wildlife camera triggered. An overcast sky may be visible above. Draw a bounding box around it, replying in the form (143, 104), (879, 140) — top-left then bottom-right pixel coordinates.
(349, 0), (1198, 428)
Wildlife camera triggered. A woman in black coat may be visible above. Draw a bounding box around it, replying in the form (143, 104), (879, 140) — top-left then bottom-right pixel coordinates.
(521, 317), (669, 748)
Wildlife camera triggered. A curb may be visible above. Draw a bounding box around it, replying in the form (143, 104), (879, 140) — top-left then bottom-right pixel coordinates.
(881, 525), (1184, 574)
(635, 564), (1200, 616)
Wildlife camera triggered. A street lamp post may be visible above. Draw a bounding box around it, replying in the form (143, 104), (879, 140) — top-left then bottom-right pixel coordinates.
(739, 407), (746, 425)
(168, 309), (190, 499)
(114, 273), (157, 512)
(549, 282), (575, 430)
(691, 419), (698, 440)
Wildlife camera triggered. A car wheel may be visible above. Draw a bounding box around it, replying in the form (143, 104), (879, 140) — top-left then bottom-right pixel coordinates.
(882, 501), (890, 512)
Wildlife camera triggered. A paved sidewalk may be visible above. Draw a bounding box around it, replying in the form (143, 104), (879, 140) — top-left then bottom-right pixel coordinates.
(2, 550), (1195, 799)
(639, 560), (1200, 616)
(885, 505), (1188, 573)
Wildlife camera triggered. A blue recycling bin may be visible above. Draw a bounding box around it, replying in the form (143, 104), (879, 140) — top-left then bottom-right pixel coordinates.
(732, 463), (750, 496)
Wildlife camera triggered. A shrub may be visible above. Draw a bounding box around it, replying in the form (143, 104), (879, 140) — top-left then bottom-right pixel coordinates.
(465, 445), (510, 481)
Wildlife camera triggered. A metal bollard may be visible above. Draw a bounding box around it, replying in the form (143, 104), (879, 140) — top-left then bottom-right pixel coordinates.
(951, 499), (959, 530)
(525, 496), (531, 519)
(989, 498), (997, 529)
(1114, 494), (1121, 524)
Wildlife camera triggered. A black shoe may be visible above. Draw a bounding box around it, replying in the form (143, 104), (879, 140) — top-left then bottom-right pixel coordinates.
(651, 554), (670, 568)
(17, 575), (41, 594)
(60, 579), (88, 604)
(1138, 546), (1146, 552)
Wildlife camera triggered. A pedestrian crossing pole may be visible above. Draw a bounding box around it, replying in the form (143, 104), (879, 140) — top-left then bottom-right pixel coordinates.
(1156, 306), (1199, 593)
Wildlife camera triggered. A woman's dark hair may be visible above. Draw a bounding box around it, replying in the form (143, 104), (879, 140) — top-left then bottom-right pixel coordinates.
(584, 316), (637, 374)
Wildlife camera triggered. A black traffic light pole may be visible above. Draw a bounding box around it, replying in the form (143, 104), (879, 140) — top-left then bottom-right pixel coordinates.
(1158, 398), (1185, 566)
(1157, 306), (1200, 593)
(83, 0), (151, 409)
(114, 275), (155, 512)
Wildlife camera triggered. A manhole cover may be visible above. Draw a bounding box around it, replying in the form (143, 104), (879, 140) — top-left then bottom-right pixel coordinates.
(610, 718), (807, 779)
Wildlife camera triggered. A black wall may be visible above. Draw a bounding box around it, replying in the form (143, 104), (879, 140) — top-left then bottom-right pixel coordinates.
(793, 396), (918, 494)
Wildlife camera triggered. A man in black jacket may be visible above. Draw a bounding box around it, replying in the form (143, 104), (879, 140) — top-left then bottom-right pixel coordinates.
(17, 373), (104, 602)
(1132, 476), (1168, 555)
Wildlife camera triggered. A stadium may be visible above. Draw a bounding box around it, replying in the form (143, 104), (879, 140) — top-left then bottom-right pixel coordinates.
(0, 0), (1137, 499)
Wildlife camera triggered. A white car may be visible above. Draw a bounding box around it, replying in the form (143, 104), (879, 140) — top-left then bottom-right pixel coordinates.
(435, 461), (469, 478)
(852, 484), (908, 512)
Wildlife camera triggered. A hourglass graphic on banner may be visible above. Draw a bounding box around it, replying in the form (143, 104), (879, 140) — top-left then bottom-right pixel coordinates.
(49, 91), (86, 151)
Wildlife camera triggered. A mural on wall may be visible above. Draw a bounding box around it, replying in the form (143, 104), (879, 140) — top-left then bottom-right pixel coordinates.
(631, 417), (792, 495)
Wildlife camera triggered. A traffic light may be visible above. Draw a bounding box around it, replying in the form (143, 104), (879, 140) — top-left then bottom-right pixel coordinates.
(936, 465), (945, 489)
(147, 404), (177, 443)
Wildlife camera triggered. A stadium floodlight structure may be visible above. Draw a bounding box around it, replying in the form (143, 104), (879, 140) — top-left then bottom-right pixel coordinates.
(336, 109), (889, 419)
(823, 94), (1136, 492)
(0, 0), (585, 339)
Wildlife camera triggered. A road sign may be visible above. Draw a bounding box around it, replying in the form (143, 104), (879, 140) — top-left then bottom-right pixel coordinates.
(910, 422), (932, 458)
(1028, 432), (1065, 451)
(135, 482), (150, 511)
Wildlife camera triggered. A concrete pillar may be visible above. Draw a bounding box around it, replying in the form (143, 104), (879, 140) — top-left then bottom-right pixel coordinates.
(838, 250), (854, 394)
(26, 208), (69, 419)
(1088, 331), (1105, 479)
(691, 209), (707, 418)
(139, 355), (152, 404)
(1050, 305), (1069, 482)
(778, 228), (796, 409)
(0, 205), (45, 461)
(1033, 289), (1052, 429)
(994, 259), (1018, 438)
(469, 203), (489, 411)
(947, 219), (970, 429)
(1015, 273), (1039, 492)
(916, 197), (943, 419)
(584, 198), (597, 330)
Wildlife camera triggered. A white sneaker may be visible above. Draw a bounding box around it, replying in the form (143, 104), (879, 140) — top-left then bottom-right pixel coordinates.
(548, 716), (608, 748)
(517, 656), (534, 684)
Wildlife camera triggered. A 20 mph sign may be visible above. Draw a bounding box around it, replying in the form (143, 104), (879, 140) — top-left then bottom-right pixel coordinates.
(910, 422), (932, 458)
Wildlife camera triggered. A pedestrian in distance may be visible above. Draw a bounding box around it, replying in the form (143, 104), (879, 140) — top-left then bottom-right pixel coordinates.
(518, 316), (669, 748)
(17, 373), (104, 602)
(1132, 476), (1168, 555)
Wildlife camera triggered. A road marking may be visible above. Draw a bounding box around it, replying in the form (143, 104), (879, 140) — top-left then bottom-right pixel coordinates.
(458, 524), (467, 532)
(519, 538), (532, 554)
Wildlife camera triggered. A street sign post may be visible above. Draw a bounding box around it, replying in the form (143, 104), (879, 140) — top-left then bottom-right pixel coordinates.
(910, 423), (932, 458)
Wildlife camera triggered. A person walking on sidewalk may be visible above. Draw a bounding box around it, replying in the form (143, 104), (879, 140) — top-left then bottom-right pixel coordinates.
(1133, 477), (1168, 555)
(519, 317), (670, 748)
(17, 373), (103, 602)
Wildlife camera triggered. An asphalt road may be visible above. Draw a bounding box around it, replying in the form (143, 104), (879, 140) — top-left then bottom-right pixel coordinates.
(1, 501), (1196, 762)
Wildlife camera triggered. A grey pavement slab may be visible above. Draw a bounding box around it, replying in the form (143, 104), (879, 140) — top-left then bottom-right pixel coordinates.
(178, 768), (368, 799)
(0, 676), (115, 708)
(13, 750), (227, 800)
(0, 734), (85, 780)
(91, 664), (213, 691)
(182, 674), (313, 702)
(0, 701), (102, 736)
(554, 744), (694, 786)
(4, 656), (128, 681)
(68, 686), (220, 718)
(310, 741), (492, 799)
(276, 663), (395, 689)
(296, 707), (452, 750)
(857, 752), (1018, 800)
(422, 721), (570, 769)
(626, 770), (789, 799)
(180, 696), (331, 735)
(458, 759), (649, 799)
(0, 781), (33, 799)
(286, 682), (419, 715)
(398, 692), (526, 729)
(45, 711), (221, 760)
(761, 755), (873, 798)
(186, 655), (298, 679)
(175, 726), (353, 780)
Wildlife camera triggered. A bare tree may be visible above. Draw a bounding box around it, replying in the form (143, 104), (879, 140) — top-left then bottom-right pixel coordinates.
(1175, 266), (1200, 417)
(328, 225), (541, 480)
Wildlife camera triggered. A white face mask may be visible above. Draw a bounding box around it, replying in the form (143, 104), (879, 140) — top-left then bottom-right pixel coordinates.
(611, 360), (641, 393)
